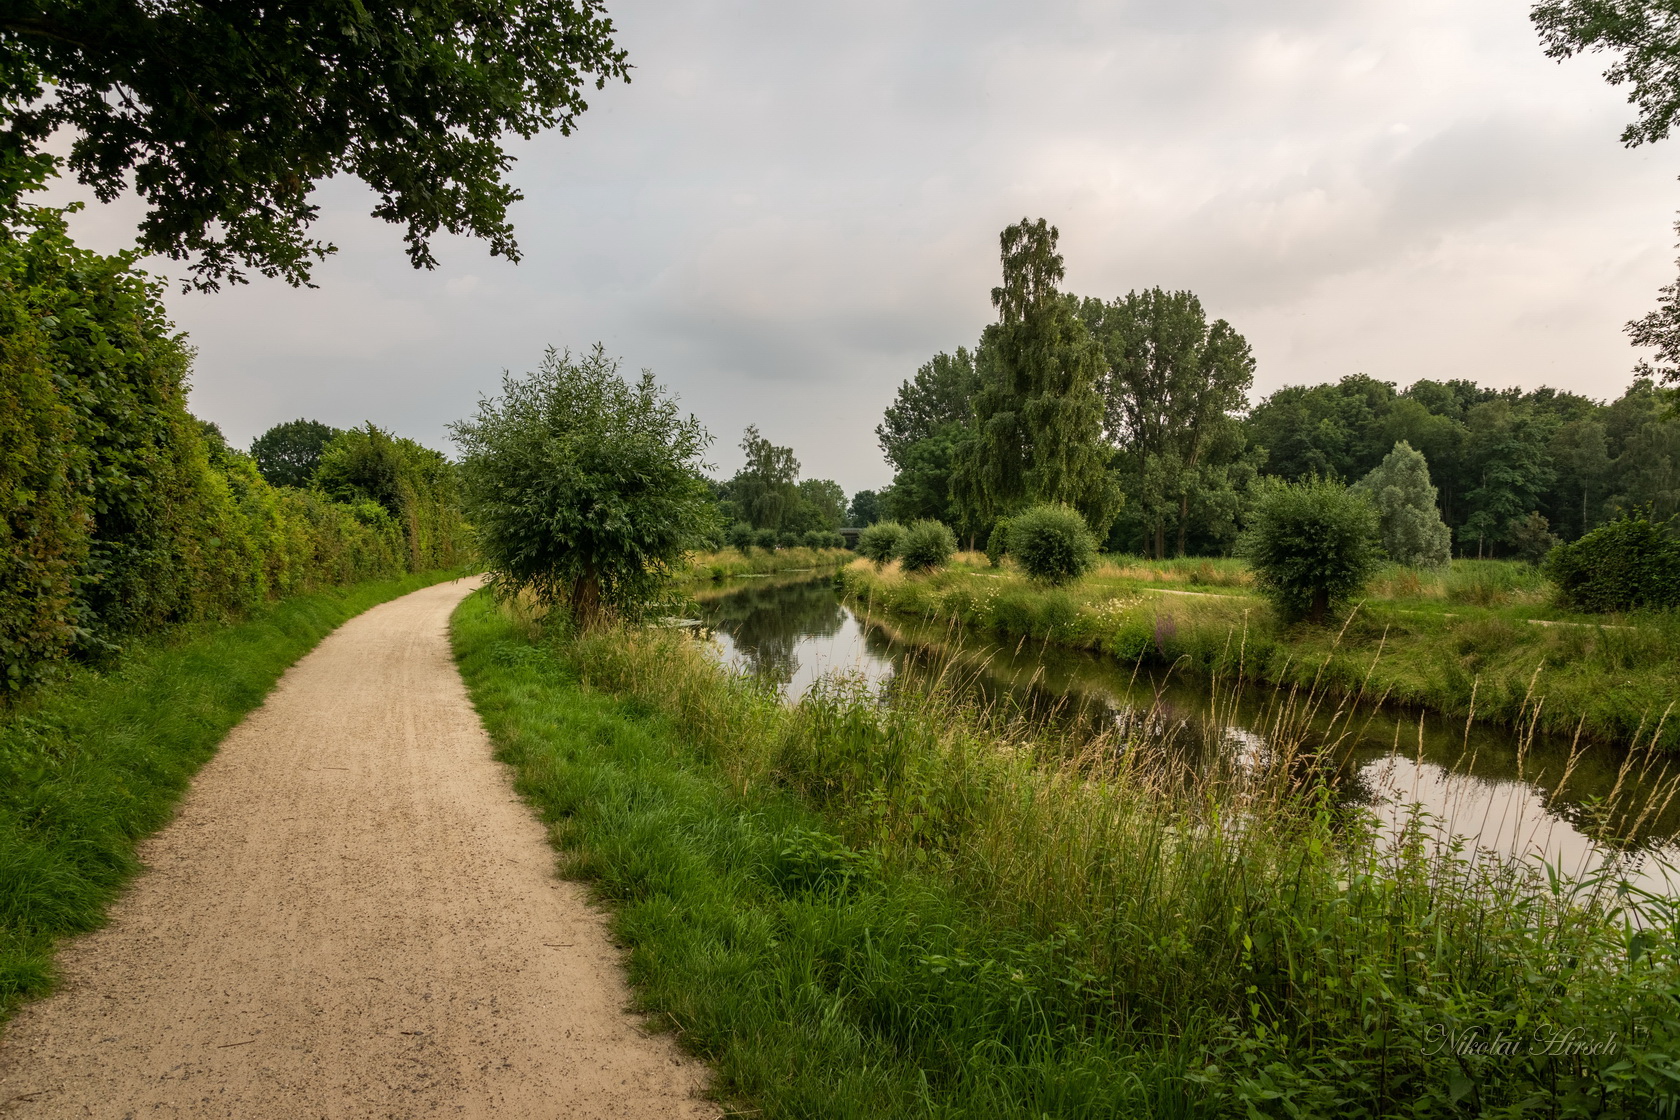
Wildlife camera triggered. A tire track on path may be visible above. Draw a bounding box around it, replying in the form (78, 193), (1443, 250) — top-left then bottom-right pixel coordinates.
(0, 578), (715, 1118)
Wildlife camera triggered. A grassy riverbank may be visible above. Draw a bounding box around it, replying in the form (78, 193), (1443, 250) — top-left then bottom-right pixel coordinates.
(452, 588), (1680, 1118)
(0, 569), (464, 1024)
(839, 556), (1680, 750)
(684, 546), (853, 581)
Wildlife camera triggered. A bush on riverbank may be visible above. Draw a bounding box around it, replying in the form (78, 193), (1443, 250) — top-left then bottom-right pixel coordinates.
(894, 518), (955, 572)
(453, 590), (1680, 1117)
(1007, 504), (1098, 585)
(838, 557), (1680, 749)
(1546, 511), (1680, 613)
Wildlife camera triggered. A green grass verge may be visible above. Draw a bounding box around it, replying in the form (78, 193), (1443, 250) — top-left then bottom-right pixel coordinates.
(839, 557), (1680, 750)
(0, 568), (463, 1024)
(451, 590), (1680, 1118)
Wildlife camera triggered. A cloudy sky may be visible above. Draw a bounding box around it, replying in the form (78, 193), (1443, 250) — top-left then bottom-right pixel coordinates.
(48, 0), (1680, 494)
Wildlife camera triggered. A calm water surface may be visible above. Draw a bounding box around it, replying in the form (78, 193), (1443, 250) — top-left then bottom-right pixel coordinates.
(694, 570), (1680, 892)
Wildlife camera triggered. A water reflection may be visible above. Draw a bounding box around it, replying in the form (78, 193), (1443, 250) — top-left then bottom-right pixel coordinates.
(693, 572), (1680, 889)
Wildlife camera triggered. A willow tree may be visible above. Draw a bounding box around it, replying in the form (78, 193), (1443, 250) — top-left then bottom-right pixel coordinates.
(451, 345), (715, 625)
(951, 219), (1119, 539)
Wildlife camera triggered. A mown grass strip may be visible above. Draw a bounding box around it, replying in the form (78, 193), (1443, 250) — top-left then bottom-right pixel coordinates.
(0, 569), (463, 1024)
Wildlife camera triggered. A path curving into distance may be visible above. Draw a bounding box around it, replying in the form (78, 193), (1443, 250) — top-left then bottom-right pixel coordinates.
(0, 578), (715, 1118)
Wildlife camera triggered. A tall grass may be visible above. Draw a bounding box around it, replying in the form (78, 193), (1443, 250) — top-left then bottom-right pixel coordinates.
(0, 569), (463, 1024)
(685, 546), (853, 581)
(840, 558), (1680, 750)
(454, 589), (1680, 1118)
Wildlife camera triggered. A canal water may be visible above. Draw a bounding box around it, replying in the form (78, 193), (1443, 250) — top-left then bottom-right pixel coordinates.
(693, 569), (1680, 892)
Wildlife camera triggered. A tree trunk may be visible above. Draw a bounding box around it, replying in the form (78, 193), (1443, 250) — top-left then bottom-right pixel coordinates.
(1153, 520), (1166, 560)
(1309, 587), (1329, 626)
(569, 571), (603, 629)
(1176, 492), (1190, 558)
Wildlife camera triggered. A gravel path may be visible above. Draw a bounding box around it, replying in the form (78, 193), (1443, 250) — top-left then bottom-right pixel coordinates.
(0, 578), (715, 1118)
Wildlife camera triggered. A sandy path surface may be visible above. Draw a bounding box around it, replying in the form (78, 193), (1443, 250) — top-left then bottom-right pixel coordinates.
(0, 578), (715, 1118)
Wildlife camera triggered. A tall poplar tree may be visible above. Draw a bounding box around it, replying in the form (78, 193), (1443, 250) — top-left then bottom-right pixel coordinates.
(951, 219), (1119, 536)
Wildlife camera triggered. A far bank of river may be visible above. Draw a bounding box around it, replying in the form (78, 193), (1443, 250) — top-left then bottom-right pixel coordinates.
(691, 569), (1680, 892)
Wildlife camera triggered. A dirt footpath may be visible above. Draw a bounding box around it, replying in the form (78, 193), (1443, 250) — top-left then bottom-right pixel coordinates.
(0, 578), (715, 1118)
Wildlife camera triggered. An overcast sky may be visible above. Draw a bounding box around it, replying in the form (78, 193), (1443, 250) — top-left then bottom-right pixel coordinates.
(47, 0), (1680, 495)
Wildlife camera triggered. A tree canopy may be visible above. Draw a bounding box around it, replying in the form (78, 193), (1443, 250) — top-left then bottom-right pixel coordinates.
(251, 418), (341, 488)
(951, 219), (1119, 538)
(450, 345), (713, 623)
(0, 1), (629, 289)
(1353, 441), (1452, 569)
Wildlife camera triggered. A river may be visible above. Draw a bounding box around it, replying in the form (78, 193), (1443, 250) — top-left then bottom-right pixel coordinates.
(692, 569), (1680, 893)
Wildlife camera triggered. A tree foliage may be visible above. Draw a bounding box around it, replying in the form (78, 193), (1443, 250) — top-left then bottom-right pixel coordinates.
(731, 425), (801, 531)
(877, 348), (978, 471)
(952, 219), (1119, 537)
(1242, 478), (1381, 624)
(894, 519), (956, 573)
(1533, 1), (1680, 148)
(1008, 504), (1098, 586)
(1545, 510), (1680, 611)
(1086, 287), (1255, 557)
(847, 489), (883, 526)
(0, 206), (452, 686)
(0, 1), (630, 289)
(250, 418), (341, 488)
(451, 345), (714, 624)
(1353, 441), (1452, 569)
(857, 521), (906, 567)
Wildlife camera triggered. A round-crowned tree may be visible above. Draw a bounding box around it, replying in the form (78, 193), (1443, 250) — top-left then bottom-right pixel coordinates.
(250, 418), (341, 488)
(895, 519), (956, 572)
(754, 528), (779, 552)
(1007, 504), (1098, 585)
(857, 520), (907, 566)
(726, 521), (755, 553)
(985, 518), (1011, 567)
(1241, 477), (1381, 624)
(1352, 440), (1451, 569)
(450, 345), (715, 625)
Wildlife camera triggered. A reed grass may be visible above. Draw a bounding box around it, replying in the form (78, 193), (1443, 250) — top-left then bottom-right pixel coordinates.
(453, 588), (1680, 1118)
(840, 557), (1680, 750)
(685, 546), (854, 581)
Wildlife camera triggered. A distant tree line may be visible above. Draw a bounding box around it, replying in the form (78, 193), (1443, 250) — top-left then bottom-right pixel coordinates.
(709, 426), (849, 549)
(876, 218), (1680, 560)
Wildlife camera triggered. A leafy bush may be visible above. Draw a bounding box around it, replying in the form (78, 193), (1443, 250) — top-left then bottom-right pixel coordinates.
(1508, 511), (1558, 567)
(0, 206), (445, 688)
(315, 423), (464, 571)
(857, 520), (906, 566)
(894, 519), (956, 573)
(1007, 504), (1097, 586)
(753, 528), (779, 552)
(984, 518), (1010, 567)
(1242, 477), (1381, 623)
(1545, 511), (1680, 612)
(726, 521), (755, 553)
(1352, 440), (1450, 569)
(778, 530), (802, 549)
(451, 344), (716, 624)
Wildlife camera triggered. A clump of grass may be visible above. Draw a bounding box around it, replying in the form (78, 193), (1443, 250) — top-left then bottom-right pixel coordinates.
(454, 589), (1680, 1118)
(0, 569), (463, 1025)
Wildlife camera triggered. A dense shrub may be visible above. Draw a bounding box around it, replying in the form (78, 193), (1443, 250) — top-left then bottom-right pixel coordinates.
(984, 518), (1010, 567)
(726, 521), (755, 553)
(0, 207), (461, 687)
(451, 345), (714, 623)
(1242, 477), (1381, 624)
(857, 520), (907, 566)
(778, 530), (802, 549)
(1545, 511), (1680, 612)
(316, 423), (463, 570)
(1008, 504), (1097, 585)
(753, 528), (779, 552)
(894, 519), (956, 573)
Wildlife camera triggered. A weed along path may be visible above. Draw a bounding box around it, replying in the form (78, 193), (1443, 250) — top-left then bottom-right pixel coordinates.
(0, 579), (714, 1118)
